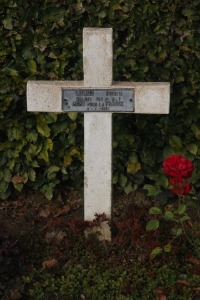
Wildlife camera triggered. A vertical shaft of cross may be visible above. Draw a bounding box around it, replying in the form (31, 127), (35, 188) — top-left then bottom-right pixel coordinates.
(83, 28), (113, 220)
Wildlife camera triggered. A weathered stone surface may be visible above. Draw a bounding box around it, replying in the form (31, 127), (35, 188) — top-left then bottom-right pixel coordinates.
(83, 29), (113, 228)
(27, 81), (169, 114)
(27, 81), (83, 112)
(83, 28), (113, 87)
(84, 112), (112, 220)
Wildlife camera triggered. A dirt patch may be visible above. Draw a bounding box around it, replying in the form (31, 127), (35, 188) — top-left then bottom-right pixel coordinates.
(0, 189), (200, 299)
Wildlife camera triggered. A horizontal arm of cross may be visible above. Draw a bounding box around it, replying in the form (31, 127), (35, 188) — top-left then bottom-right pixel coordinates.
(27, 81), (170, 114)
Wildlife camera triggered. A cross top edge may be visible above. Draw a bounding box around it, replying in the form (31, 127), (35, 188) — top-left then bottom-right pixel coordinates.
(83, 27), (112, 33)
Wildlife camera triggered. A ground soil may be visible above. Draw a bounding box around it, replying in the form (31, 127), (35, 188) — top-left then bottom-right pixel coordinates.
(0, 188), (149, 241)
(1, 189), (200, 299)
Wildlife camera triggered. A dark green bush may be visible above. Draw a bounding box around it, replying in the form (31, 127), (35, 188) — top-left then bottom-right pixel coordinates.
(0, 0), (200, 199)
(22, 262), (197, 299)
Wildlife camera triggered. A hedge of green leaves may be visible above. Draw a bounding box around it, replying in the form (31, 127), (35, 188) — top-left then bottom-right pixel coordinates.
(0, 0), (200, 199)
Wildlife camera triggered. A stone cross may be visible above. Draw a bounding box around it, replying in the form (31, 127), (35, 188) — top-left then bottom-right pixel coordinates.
(27, 28), (170, 238)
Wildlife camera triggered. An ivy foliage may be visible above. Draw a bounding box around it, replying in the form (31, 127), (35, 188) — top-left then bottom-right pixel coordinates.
(0, 0), (200, 199)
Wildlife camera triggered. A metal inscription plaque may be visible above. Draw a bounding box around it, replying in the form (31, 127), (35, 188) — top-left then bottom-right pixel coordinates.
(62, 89), (135, 112)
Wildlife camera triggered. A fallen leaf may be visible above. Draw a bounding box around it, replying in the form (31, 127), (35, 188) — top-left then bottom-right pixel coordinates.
(159, 296), (167, 300)
(53, 206), (70, 217)
(0, 201), (9, 209)
(45, 231), (57, 243)
(112, 207), (120, 215)
(47, 72), (58, 79)
(45, 230), (66, 244)
(10, 288), (21, 299)
(39, 208), (51, 218)
(55, 231), (66, 244)
(12, 201), (24, 207)
(11, 175), (25, 184)
(39, 45), (46, 52)
(187, 256), (200, 265)
(42, 258), (58, 269)
(177, 280), (189, 286)
(154, 287), (163, 295)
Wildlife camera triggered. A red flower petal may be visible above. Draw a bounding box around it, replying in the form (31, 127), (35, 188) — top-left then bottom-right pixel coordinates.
(168, 177), (192, 195)
(163, 155), (194, 179)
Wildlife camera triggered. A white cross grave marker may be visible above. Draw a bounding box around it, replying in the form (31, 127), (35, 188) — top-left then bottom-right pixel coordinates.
(27, 28), (170, 240)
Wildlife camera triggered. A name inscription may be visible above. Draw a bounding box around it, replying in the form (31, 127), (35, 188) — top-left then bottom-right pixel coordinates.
(62, 89), (135, 112)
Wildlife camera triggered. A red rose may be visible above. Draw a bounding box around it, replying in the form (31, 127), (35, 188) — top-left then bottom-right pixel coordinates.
(168, 177), (192, 195)
(163, 155), (194, 178)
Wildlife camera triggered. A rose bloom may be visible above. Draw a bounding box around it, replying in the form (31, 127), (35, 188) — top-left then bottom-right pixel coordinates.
(168, 177), (192, 195)
(163, 155), (194, 178)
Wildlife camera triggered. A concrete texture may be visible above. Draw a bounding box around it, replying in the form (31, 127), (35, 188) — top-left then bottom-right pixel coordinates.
(84, 112), (112, 220)
(83, 28), (113, 227)
(83, 28), (113, 87)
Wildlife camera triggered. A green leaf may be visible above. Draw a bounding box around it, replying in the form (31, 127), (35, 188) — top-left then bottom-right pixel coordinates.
(47, 165), (60, 176)
(158, 175), (169, 189)
(180, 215), (190, 223)
(8, 127), (23, 141)
(177, 204), (186, 215)
(127, 162), (141, 174)
(169, 135), (182, 150)
(172, 227), (182, 237)
(68, 112), (77, 121)
(63, 153), (72, 167)
(113, 141), (118, 148)
(27, 60), (37, 74)
(175, 76), (184, 83)
(143, 184), (161, 197)
(146, 219), (159, 231)
(45, 187), (53, 200)
(13, 183), (24, 192)
(187, 144), (198, 155)
(41, 183), (55, 200)
(150, 246), (162, 258)
(119, 174), (127, 187)
(128, 152), (138, 163)
(46, 139), (53, 151)
(30, 160), (39, 168)
(182, 9), (195, 17)
(112, 4), (121, 10)
(149, 207), (162, 215)
(113, 174), (118, 184)
(133, 172), (144, 185)
(191, 125), (200, 140)
(36, 115), (50, 137)
(27, 131), (38, 143)
(99, 10), (106, 18)
(23, 47), (34, 60)
(155, 190), (176, 206)
(39, 146), (49, 162)
(163, 145), (178, 158)
(8, 160), (15, 170)
(164, 244), (171, 253)
(4, 169), (12, 183)
(124, 181), (133, 194)
(61, 167), (67, 175)
(28, 169), (36, 181)
(2, 18), (13, 30)
(164, 210), (174, 219)
(47, 113), (58, 122)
